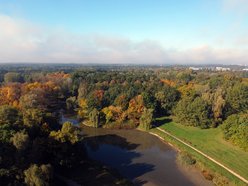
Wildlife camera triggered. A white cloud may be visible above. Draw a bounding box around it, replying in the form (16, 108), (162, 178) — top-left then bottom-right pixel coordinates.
(0, 14), (248, 65)
(222, 0), (248, 13)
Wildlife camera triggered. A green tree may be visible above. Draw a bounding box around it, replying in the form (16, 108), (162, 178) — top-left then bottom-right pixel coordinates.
(139, 108), (153, 131)
(212, 88), (226, 123)
(221, 113), (248, 151)
(155, 86), (180, 115)
(89, 108), (100, 128)
(4, 72), (23, 83)
(77, 82), (89, 99)
(0, 105), (21, 125)
(66, 96), (77, 110)
(225, 83), (248, 116)
(24, 164), (53, 186)
(0, 124), (15, 143)
(174, 96), (213, 128)
(23, 109), (44, 127)
(176, 71), (193, 84)
(10, 130), (29, 150)
(142, 92), (156, 110)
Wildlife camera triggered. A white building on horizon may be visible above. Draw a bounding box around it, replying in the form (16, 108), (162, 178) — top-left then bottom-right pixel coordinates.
(189, 67), (201, 71)
(216, 67), (231, 71)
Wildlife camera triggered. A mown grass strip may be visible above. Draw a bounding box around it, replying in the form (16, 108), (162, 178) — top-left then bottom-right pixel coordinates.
(149, 127), (247, 186)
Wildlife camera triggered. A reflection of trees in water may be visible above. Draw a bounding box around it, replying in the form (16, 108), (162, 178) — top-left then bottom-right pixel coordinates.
(84, 134), (139, 151)
(116, 132), (160, 151)
(84, 134), (155, 185)
(82, 125), (171, 151)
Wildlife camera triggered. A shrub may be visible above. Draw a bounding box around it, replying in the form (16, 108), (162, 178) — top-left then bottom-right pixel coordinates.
(177, 152), (196, 166)
(201, 170), (214, 180)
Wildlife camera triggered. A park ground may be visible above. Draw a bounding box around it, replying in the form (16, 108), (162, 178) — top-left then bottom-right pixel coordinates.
(150, 117), (248, 186)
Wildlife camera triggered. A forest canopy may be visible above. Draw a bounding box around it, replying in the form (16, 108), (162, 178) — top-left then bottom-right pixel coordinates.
(0, 65), (247, 185)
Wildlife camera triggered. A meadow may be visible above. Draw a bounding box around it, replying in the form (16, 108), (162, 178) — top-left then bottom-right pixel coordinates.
(151, 117), (248, 185)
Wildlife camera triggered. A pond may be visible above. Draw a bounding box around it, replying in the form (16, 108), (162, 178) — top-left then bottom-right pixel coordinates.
(62, 114), (212, 186)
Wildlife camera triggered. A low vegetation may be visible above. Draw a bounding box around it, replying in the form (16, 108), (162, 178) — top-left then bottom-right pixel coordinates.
(177, 152), (196, 166)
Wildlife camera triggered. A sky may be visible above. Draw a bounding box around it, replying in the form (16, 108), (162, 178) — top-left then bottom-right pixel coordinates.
(0, 0), (248, 64)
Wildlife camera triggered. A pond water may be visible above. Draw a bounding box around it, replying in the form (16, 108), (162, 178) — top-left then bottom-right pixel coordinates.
(62, 114), (212, 186)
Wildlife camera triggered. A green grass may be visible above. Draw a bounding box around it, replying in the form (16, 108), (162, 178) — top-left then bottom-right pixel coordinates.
(150, 117), (248, 185)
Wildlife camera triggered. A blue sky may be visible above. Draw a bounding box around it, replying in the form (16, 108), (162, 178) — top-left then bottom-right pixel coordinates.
(0, 0), (248, 64)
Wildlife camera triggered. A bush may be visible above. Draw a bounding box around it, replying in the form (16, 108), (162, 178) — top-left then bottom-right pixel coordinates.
(212, 173), (230, 186)
(201, 170), (214, 180)
(177, 152), (196, 166)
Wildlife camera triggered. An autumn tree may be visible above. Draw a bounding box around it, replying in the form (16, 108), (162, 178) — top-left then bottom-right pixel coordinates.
(50, 122), (81, 144)
(127, 95), (144, 124)
(77, 98), (88, 119)
(102, 107), (114, 124)
(19, 93), (40, 110)
(0, 83), (22, 106)
(102, 105), (125, 124)
(114, 94), (129, 110)
(87, 90), (105, 110)
(21, 81), (60, 111)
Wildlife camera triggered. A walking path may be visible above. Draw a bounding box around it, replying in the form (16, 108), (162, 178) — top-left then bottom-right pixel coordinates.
(150, 127), (248, 185)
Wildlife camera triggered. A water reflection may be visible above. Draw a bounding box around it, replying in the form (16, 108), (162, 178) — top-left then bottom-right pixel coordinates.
(83, 126), (197, 186)
(85, 134), (154, 185)
(61, 114), (212, 186)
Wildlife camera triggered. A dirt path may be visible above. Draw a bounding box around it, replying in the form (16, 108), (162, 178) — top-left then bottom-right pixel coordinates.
(151, 127), (248, 185)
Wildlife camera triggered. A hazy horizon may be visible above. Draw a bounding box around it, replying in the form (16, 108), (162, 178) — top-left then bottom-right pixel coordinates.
(1, 0), (248, 65)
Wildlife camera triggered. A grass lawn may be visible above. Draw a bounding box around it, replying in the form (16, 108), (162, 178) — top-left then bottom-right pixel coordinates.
(151, 117), (248, 185)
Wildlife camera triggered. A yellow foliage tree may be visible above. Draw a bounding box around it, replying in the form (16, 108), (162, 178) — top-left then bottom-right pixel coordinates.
(102, 105), (124, 124)
(78, 98), (88, 119)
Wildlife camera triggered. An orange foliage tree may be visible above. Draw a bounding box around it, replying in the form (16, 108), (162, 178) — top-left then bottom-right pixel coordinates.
(161, 79), (176, 87)
(127, 95), (144, 124)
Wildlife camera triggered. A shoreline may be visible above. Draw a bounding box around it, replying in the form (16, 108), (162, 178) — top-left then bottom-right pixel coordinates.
(81, 123), (213, 186)
(80, 122), (246, 185)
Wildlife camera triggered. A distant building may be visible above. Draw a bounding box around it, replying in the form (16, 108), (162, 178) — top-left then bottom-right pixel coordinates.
(189, 67), (201, 71)
(216, 67), (231, 71)
(243, 68), (248, 71)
